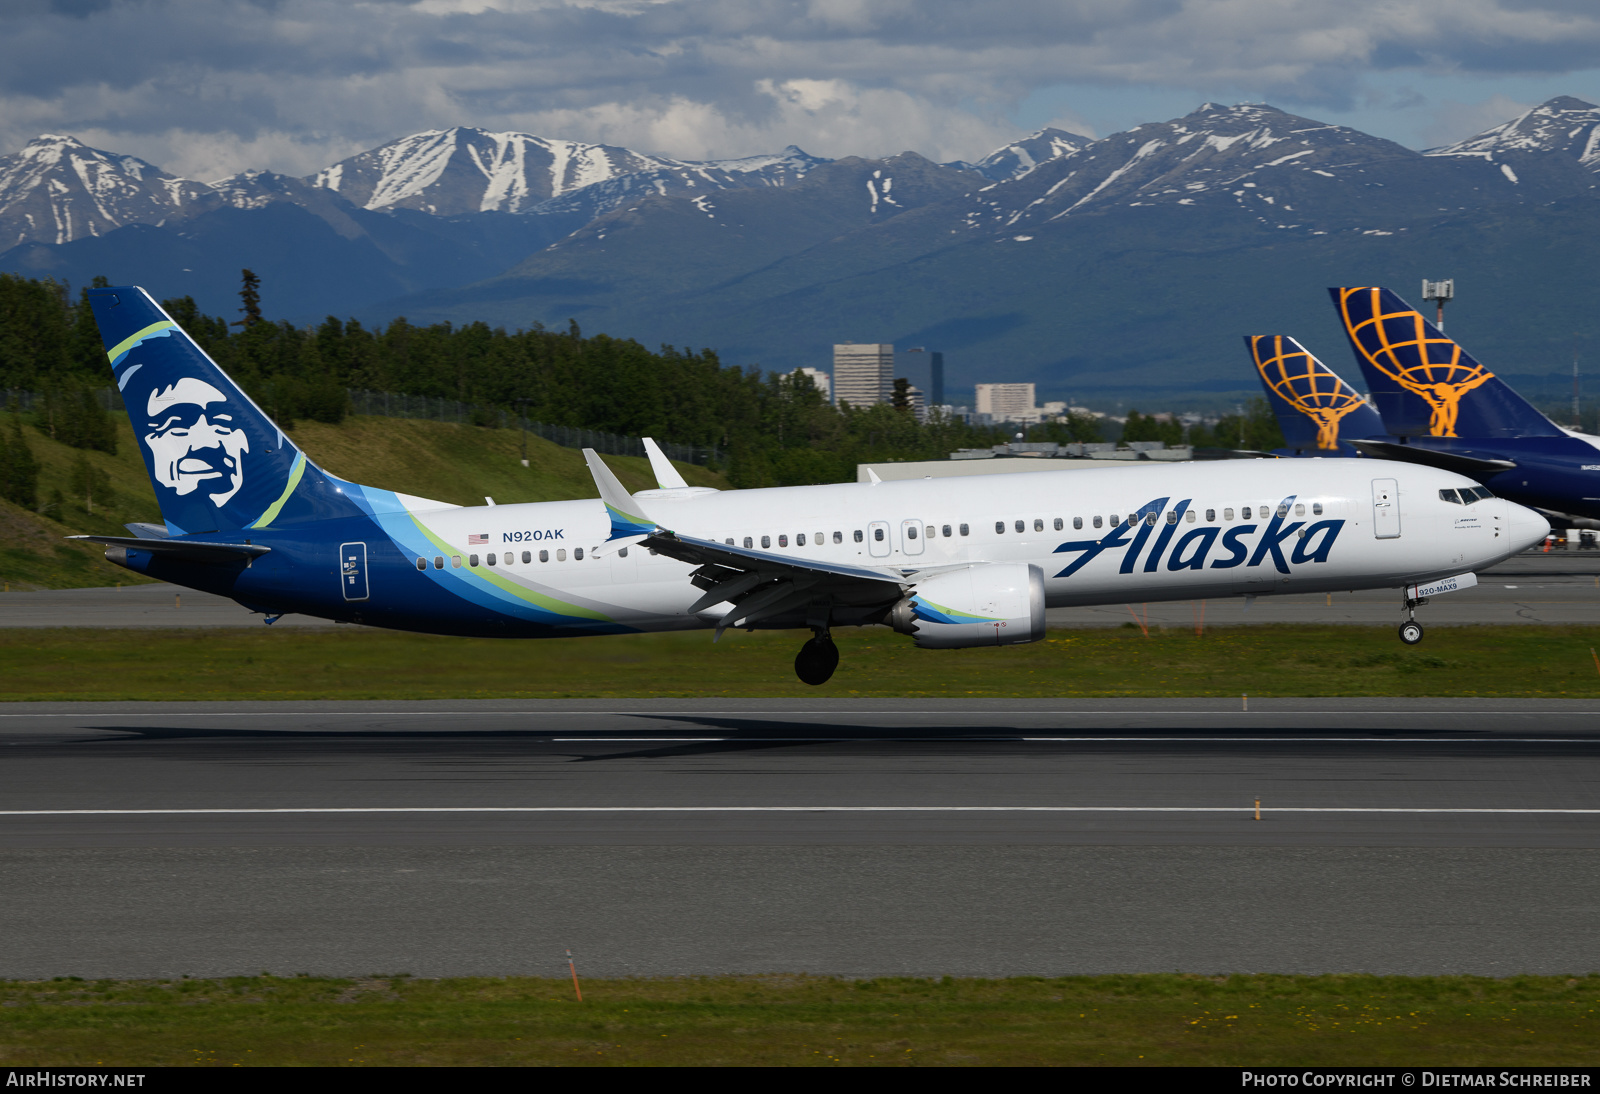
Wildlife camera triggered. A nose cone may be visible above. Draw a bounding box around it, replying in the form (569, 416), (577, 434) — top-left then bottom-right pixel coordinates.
(1503, 499), (1550, 551)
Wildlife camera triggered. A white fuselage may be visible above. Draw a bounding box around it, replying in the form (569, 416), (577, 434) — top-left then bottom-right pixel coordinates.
(399, 458), (1548, 632)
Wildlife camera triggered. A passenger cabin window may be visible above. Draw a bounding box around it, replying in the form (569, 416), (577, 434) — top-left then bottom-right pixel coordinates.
(619, 547), (629, 558)
(761, 536), (770, 548)
(1053, 518), (1063, 531)
(926, 526), (936, 539)
(469, 554), (480, 567)
(873, 528), (885, 542)
(1110, 514), (1121, 526)
(907, 526), (918, 540)
(574, 548), (584, 560)
(834, 531), (843, 543)
(1224, 509), (1234, 521)
(451, 555), (462, 568)
(995, 522), (1005, 534)
(434, 556), (445, 569)
(942, 524), (952, 537)
(522, 550), (532, 564)
(1034, 519), (1044, 532)
(539, 550), (549, 563)
(959, 524), (970, 536)
(854, 530), (864, 543)
(744, 537), (753, 548)
(487, 553), (496, 566)
(556, 549), (567, 561)
(1312, 503), (1323, 516)
(1205, 509), (1216, 522)
(1241, 506), (1251, 519)
(1294, 503), (1305, 517)
(1015, 520), (1025, 533)
(797, 534), (806, 546)
(814, 532), (823, 544)
(1092, 516), (1102, 529)
(1185, 510), (1196, 522)
(1073, 517), (1083, 530)
(778, 535), (787, 547)
(1276, 503), (1290, 518)
(1165, 511), (1178, 525)
(416, 557), (426, 571)
(1146, 512), (1157, 526)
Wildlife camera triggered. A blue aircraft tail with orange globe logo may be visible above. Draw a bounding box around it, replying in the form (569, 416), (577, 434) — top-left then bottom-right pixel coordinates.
(1246, 334), (1386, 455)
(1330, 286), (1563, 440)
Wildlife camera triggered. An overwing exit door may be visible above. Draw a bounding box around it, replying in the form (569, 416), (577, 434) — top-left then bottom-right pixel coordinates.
(900, 519), (925, 556)
(867, 521), (892, 558)
(1372, 479), (1401, 539)
(340, 542), (369, 600)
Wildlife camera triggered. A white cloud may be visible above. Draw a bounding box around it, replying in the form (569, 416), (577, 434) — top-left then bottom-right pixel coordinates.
(0, 0), (1597, 177)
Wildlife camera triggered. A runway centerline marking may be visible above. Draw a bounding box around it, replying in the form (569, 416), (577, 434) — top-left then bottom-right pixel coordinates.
(1, 807), (1598, 816)
(8, 710), (1600, 719)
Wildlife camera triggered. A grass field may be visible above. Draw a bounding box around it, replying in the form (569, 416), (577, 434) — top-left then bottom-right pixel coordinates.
(0, 414), (724, 590)
(0, 973), (1595, 1066)
(7, 623), (1600, 700)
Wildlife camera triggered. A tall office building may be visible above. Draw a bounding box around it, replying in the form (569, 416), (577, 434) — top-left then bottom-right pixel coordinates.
(975, 382), (1037, 422)
(832, 343), (894, 407)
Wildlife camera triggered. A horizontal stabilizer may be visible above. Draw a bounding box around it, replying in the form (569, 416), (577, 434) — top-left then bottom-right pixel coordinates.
(68, 535), (270, 564)
(1346, 439), (1517, 475)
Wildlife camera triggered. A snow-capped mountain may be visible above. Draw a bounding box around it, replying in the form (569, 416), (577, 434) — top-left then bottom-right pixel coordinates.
(530, 145), (827, 222)
(1428, 96), (1600, 170)
(956, 127), (1088, 181)
(306, 127), (690, 216)
(954, 102), (1552, 236)
(0, 135), (216, 247)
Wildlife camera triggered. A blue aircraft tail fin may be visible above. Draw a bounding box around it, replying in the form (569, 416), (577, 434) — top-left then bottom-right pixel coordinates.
(1329, 286), (1562, 439)
(1246, 334), (1385, 452)
(88, 285), (349, 535)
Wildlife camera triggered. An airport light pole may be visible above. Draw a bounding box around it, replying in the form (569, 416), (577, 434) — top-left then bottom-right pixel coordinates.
(1422, 279), (1454, 332)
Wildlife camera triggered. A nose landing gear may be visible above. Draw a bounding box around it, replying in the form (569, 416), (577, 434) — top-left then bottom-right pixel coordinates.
(1398, 591), (1427, 645)
(794, 629), (839, 686)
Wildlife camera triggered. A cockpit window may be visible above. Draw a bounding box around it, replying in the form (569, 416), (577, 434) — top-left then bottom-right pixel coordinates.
(1439, 488), (1462, 504)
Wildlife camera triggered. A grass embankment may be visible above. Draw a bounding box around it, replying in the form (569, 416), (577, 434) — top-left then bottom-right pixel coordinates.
(6, 624), (1600, 700)
(1, 973), (1596, 1067)
(0, 415), (723, 590)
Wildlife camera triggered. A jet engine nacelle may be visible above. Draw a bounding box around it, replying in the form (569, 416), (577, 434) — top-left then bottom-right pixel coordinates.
(889, 563), (1047, 649)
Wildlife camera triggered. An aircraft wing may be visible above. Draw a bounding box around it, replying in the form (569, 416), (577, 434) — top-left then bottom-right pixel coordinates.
(1346, 439), (1517, 475)
(68, 535), (271, 565)
(645, 529), (911, 638)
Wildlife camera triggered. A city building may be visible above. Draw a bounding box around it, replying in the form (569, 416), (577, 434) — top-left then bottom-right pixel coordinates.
(790, 367), (831, 400)
(975, 382), (1037, 423)
(833, 343), (894, 407)
(907, 385), (927, 422)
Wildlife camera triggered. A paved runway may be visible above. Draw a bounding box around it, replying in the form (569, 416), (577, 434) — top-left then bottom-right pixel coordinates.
(1, 699), (1598, 979)
(5, 550), (1600, 628)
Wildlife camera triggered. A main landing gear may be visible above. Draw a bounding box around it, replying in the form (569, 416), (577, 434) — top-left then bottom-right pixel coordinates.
(795, 629), (840, 686)
(1398, 591), (1427, 645)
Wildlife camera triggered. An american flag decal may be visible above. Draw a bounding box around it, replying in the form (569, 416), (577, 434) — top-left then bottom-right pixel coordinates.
(467, 534), (488, 545)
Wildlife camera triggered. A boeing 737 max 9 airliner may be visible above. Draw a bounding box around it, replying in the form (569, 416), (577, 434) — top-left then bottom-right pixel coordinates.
(77, 287), (1549, 683)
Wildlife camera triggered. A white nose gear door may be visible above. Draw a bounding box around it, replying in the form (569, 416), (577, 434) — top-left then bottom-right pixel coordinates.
(1372, 479), (1400, 539)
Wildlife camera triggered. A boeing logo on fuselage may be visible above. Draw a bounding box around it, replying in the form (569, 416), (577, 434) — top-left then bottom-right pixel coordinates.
(1052, 494), (1345, 579)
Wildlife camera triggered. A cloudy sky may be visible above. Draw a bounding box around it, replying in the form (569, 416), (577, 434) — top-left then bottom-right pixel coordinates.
(6, 0), (1600, 180)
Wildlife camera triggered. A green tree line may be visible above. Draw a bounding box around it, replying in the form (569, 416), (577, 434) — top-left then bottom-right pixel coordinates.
(0, 272), (1024, 489)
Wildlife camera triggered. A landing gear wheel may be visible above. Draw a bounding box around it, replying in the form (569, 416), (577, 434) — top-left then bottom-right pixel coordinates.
(1398, 621), (1424, 645)
(794, 637), (840, 686)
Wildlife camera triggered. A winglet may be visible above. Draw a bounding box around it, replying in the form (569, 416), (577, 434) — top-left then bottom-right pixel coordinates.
(583, 449), (659, 540)
(642, 438), (689, 489)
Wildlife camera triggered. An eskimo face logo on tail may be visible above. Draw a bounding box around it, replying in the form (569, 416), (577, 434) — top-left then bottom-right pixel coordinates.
(1250, 336), (1368, 450)
(144, 378), (250, 507)
(1336, 287), (1492, 437)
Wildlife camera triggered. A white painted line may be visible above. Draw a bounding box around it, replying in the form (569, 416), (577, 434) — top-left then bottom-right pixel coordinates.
(3, 709), (1600, 718)
(552, 738), (725, 742)
(0, 806), (1597, 816)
